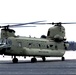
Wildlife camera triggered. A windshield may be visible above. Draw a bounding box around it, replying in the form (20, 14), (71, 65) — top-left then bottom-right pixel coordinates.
(0, 39), (12, 46)
(0, 39), (6, 44)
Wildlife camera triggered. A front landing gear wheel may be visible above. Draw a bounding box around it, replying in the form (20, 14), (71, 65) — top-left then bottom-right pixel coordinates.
(12, 58), (18, 63)
(62, 57), (65, 61)
(31, 58), (37, 63)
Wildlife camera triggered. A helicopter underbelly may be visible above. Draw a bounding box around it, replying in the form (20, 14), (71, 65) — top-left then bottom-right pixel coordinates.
(23, 47), (65, 57)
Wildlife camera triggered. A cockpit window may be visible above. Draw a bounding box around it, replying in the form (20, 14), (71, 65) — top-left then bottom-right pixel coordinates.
(7, 39), (12, 45)
(0, 39), (12, 45)
(0, 39), (6, 44)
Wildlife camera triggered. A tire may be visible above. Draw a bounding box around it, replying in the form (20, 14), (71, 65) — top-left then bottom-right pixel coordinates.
(12, 58), (18, 63)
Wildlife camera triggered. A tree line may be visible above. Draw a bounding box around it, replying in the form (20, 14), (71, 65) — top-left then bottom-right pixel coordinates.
(67, 41), (76, 50)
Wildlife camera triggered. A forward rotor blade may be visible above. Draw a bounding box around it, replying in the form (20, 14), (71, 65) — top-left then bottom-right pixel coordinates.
(1, 20), (46, 27)
(0, 20), (46, 24)
(14, 20), (46, 26)
(10, 26), (36, 28)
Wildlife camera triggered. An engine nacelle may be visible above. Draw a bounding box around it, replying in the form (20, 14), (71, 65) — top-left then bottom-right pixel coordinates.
(53, 35), (66, 42)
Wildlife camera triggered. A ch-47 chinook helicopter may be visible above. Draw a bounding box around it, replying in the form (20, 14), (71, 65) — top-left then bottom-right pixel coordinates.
(0, 21), (74, 63)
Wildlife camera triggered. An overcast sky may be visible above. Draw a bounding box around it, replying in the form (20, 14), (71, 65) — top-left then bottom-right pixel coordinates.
(0, 0), (76, 41)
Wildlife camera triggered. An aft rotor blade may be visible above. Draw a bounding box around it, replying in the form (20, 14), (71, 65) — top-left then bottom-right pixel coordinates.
(61, 22), (76, 24)
(33, 22), (76, 25)
(31, 23), (54, 25)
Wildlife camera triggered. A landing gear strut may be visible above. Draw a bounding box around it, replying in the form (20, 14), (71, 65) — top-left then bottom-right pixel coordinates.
(31, 57), (37, 62)
(12, 56), (18, 63)
(42, 57), (46, 62)
(62, 57), (65, 61)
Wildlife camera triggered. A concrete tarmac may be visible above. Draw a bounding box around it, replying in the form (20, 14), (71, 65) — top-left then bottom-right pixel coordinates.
(0, 59), (76, 75)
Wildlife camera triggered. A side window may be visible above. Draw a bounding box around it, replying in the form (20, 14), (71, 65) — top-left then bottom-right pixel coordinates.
(47, 45), (49, 48)
(38, 44), (41, 47)
(18, 42), (22, 47)
(50, 45), (53, 47)
(55, 45), (58, 50)
(29, 43), (32, 47)
(47, 45), (53, 49)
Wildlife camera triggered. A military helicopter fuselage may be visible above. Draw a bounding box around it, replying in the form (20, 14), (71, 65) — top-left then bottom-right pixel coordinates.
(0, 37), (65, 57)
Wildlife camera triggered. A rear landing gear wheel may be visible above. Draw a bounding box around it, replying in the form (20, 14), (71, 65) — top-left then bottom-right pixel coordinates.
(42, 57), (46, 62)
(62, 57), (65, 61)
(12, 58), (18, 63)
(31, 58), (37, 63)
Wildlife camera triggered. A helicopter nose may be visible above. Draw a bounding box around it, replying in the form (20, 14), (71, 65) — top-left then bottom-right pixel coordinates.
(0, 44), (6, 54)
(0, 44), (11, 54)
(0, 44), (5, 50)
